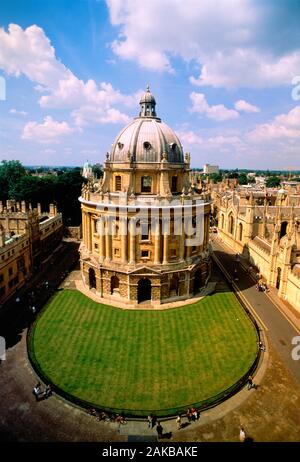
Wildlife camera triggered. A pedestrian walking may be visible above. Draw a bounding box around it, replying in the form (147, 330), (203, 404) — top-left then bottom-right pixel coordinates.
(176, 415), (181, 430)
(156, 422), (163, 439)
(239, 427), (246, 442)
(44, 384), (52, 399)
(33, 382), (43, 401)
(147, 415), (152, 429)
(247, 375), (253, 390)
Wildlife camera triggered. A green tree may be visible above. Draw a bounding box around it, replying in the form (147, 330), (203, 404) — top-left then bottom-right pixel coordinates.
(237, 173), (248, 185)
(266, 176), (281, 188)
(0, 160), (27, 201)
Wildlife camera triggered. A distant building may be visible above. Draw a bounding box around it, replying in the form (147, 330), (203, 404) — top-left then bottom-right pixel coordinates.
(0, 200), (63, 305)
(203, 164), (219, 174)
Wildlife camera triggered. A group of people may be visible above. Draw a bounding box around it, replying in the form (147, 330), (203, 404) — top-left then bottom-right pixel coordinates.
(32, 382), (52, 401)
(256, 281), (269, 292)
(186, 407), (200, 422)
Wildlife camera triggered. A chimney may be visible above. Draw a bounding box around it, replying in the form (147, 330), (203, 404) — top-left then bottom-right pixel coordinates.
(49, 204), (55, 216)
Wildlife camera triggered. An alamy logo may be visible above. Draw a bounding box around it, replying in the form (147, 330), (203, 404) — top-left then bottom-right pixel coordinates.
(0, 76), (6, 101)
(0, 336), (6, 361)
(291, 336), (300, 361)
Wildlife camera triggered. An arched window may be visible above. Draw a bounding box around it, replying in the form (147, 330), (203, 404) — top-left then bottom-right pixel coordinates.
(141, 176), (152, 193)
(89, 268), (96, 289)
(239, 223), (243, 241)
(221, 214), (224, 229)
(280, 221), (288, 239)
(276, 267), (281, 290)
(171, 176), (177, 193)
(115, 175), (121, 191)
(228, 213), (234, 235)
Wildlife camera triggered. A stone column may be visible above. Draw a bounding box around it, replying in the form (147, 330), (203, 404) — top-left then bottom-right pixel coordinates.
(98, 217), (105, 262)
(82, 211), (87, 248)
(162, 232), (169, 264)
(179, 220), (185, 260)
(129, 219), (136, 264)
(105, 217), (112, 262)
(87, 213), (92, 252)
(154, 220), (161, 264)
(121, 217), (128, 263)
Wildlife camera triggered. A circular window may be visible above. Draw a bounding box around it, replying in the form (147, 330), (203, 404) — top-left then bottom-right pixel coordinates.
(144, 142), (151, 150)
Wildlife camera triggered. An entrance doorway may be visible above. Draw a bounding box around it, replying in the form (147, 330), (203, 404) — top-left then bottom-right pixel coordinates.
(89, 268), (96, 289)
(193, 270), (202, 294)
(138, 278), (151, 303)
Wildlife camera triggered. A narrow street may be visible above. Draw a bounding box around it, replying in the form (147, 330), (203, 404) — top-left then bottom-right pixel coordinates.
(211, 234), (300, 384)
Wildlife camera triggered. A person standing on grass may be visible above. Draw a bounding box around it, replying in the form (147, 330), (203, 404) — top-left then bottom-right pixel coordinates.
(176, 415), (181, 430)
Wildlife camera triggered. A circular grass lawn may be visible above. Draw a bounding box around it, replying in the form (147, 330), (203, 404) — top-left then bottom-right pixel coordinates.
(28, 289), (259, 416)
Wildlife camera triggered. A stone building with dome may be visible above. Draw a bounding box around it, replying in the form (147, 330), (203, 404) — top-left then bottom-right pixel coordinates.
(79, 87), (211, 306)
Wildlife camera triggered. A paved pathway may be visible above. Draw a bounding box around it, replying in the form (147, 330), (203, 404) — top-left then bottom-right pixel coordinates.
(211, 235), (300, 385)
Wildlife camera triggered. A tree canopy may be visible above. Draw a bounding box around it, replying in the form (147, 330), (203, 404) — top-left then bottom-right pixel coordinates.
(0, 160), (86, 225)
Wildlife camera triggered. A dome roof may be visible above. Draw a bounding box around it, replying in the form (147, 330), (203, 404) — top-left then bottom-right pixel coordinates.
(111, 117), (184, 163)
(110, 87), (184, 164)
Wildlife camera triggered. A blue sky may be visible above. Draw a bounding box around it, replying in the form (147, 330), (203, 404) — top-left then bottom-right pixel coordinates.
(0, 0), (300, 169)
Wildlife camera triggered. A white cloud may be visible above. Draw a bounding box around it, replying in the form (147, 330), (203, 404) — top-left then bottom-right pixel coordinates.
(0, 24), (139, 126)
(177, 130), (203, 146)
(106, 0), (300, 88)
(190, 92), (239, 121)
(22, 116), (74, 144)
(247, 106), (300, 142)
(9, 108), (27, 116)
(234, 99), (260, 113)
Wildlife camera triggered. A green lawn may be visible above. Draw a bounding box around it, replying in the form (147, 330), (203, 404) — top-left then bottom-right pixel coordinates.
(29, 289), (258, 416)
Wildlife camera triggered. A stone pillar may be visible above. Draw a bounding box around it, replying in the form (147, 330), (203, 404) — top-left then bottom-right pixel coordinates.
(21, 201), (26, 213)
(129, 219), (136, 264)
(105, 217), (112, 262)
(154, 220), (161, 264)
(162, 232), (169, 264)
(121, 218), (128, 263)
(49, 204), (55, 216)
(98, 217), (105, 262)
(82, 211), (86, 246)
(37, 203), (42, 215)
(179, 220), (185, 260)
(87, 213), (92, 252)
(0, 201), (3, 213)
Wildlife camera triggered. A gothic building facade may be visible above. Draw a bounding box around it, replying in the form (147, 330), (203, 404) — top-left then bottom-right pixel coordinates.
(214, 186), (300, 311)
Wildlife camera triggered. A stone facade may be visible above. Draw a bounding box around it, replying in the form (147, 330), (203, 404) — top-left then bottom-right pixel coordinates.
(79, 88), (211, 306)
(0, 200), (63, 305)
(213, 185), (300, 312)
